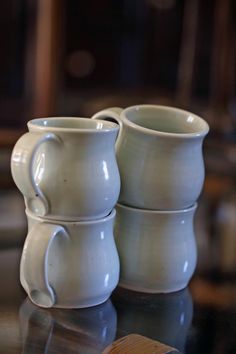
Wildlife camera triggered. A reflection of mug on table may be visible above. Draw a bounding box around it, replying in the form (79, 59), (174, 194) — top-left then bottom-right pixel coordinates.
(19, 298), (117, 354)
(11, 117), (120, 220)
(112, 287), (193, 353)
(93, 105), (209, 210)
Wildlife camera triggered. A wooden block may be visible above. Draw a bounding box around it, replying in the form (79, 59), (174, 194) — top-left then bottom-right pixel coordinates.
(102, 334), (179, 354)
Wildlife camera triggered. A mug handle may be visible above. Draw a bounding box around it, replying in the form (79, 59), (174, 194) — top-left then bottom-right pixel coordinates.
(20, 222), (69, 308)
(11, 132), (61, 216)
(92, 107), (123, 143)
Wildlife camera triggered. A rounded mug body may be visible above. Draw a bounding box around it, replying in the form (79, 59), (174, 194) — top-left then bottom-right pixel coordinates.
(11, 117), (120, 220)
(115, 203), (197, 293)
(93, 105), (209, 210)
(21, 209), (119, 308)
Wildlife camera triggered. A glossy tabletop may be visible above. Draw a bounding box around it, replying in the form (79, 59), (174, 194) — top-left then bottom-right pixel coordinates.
(0, 189), (236, 354)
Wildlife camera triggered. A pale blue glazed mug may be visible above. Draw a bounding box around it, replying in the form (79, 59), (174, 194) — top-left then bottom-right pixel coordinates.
(93, 105), (209, 210)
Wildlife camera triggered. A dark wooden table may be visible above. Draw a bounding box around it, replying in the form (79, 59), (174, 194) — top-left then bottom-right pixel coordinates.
(0, 188), (236, 354)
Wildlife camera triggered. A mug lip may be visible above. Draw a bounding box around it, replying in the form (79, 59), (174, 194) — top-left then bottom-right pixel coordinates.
(25, 208), (116, 224)
(27, 117), (119, 133)
(116, 202), (198, 214)
(121, 104), (209, 138)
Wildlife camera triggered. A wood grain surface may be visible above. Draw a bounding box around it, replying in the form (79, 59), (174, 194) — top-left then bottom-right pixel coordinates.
(102, 334), (179, 354)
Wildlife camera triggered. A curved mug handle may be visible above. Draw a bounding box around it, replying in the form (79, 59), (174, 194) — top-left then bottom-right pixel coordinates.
(92, 107), (123, 145)
(20, 223), (69, 308)
(11, 132), (61, 216)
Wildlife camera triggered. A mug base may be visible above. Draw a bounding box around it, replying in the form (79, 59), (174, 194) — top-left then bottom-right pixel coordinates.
(118, 281), (188, 294)
(27, 210), (114, 222)
(30, 292), (112, 309)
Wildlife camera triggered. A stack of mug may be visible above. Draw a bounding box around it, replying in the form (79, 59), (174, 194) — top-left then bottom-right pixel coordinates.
(11, 117), (121, 308)
(11, 105), (209, 309)
(92, 105), (209, 294)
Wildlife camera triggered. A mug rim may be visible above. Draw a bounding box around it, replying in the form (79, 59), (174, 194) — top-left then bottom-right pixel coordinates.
(25, 208), (116, 224)
(121, 105), (209, 138)
(28, 117), (119, 133)
(116, 202), (197, 214)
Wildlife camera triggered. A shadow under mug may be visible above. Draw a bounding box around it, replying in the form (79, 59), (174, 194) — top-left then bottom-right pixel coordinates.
(11, 117), (120, 221)
(115, 202), (197, 293)
(92, 105), (209, 210)
(20, 208), (119, 308)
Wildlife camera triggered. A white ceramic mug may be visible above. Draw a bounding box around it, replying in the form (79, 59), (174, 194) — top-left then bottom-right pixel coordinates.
(92, 105), (209, 210)
(114, 203), (197, 293)
(11, 117), (120, 220)
(20, 209), (119, 308)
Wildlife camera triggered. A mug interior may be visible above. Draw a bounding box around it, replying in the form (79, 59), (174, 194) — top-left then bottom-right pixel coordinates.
(124, 106), (209, 136)
(29, 117), (118, 131)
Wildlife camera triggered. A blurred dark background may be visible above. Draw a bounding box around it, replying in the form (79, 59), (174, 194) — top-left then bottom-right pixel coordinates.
(1, 0), (236, 129)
